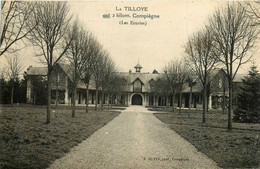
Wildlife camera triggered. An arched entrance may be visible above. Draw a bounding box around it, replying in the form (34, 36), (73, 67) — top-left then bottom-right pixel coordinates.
(131, 94), (143, 105)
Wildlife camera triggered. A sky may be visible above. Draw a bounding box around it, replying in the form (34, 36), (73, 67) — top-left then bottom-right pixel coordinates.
(1, 1), (259, 75)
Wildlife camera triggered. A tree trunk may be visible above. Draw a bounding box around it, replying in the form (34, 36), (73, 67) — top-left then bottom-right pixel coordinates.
(179, 91), (182, 114)
(189, 86), (192, 109)
(222, 84), (226, 114)
(101, 91), (104, 111)
(108, 94), (110, 109)
(172, 93), (175, 113)
(46, 74), (51, 124)
(166, 96), (169, 110)
(71, 87), (76, 117)
(55, 88), (58, 109)
(206, 84), (210, 112)
(11, 82), (14, 105)
(228, 78), (233, 130)
(189, 85), (192, 118)
(33, 92), (36, 106)
(202, 85), (207, 123)
(85, 84), (89, 113)
(206, 96), (209, 112)
(95, 86), (98, 111)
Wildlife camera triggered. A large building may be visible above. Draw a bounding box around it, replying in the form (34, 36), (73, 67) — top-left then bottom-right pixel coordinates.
(26, 62), (242, 109)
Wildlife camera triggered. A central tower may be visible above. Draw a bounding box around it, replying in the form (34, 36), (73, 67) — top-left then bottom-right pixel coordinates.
(134, 63), (142, 73)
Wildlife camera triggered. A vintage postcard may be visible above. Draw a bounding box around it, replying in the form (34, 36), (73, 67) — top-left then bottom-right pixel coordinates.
(0, 1), (259, 168)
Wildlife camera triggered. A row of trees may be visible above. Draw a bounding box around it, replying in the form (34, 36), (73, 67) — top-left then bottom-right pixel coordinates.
(151, 2), (259, 130)
(0, 76), (27, 104)
(1, 2), (259, 127)
(185, 2), (259, 130)
(1, 1), (123, 124)
(64, 21), (125, 116)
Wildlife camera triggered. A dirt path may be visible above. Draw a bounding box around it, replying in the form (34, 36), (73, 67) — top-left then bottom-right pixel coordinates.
(48, 106), (220, 169)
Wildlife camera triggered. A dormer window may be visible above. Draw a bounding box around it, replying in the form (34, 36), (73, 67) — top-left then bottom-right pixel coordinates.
(133, 78), (144, 92)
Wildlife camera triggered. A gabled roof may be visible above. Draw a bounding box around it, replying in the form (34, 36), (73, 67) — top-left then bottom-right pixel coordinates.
(131, 77), (144, 85)
(118, 72), (162, 92)
(149, 78), (155, 83)
(208, 68), (225, 82)
(118, 72), (161, 85)
(57, 63), (73, 81)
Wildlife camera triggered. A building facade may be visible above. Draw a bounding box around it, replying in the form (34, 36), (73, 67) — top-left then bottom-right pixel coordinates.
(26, 63), (242, 109)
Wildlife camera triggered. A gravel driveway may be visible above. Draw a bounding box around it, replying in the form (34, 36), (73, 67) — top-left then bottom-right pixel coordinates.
(48, 106), (220, 169)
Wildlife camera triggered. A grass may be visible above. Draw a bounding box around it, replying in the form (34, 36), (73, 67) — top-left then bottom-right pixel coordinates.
(153, 107), (260, 169)
(0, 104), (121, 169)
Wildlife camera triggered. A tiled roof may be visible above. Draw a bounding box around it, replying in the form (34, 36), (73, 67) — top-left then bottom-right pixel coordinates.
(27, 67), (47, 76)
(182, 82), (203, 93)
(208, 68), (223, 82)
(118, 72), (162, 92)
(27, 64), (245, 93)
(58, 63), (73, 81)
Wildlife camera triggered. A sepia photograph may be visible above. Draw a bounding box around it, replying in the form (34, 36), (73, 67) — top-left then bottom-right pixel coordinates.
(0, 0), (259, 168)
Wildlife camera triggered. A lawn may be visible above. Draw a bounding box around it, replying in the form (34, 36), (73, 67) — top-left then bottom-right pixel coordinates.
(0, 105), (121, 169)
(152, 108), (260, 168)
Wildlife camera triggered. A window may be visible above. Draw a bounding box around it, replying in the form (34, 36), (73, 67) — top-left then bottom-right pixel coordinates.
(133, 80), (142, 92)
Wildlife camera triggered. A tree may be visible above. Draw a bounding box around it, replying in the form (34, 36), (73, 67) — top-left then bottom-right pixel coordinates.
(5, 54), (23, 105)
(29, 75), (47, 105)
(175, 59), (189, 114)
(208, 2), (259, 130)
(233, 64), (260, 123)
(82, 37), (98, 113)
(27, 2), (72, 124)
(106, 74), (127, 108)
(244, 1), (260, 26)
(92, 48), (105, 111)
(152, 77), (171, 109)
(0, 1), (35, 56)
(65, 21), (91, 117)
(164, 60), (185, 112)
(184, 29), (218, 123)
(100, 55), (116, 111)
(186, 72), (197, 117)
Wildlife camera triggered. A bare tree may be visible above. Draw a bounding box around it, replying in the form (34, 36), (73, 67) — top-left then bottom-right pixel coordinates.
(221, 73), (228, 114)
(82, 38), (100, 113)
(100, 55), (116, 111)
(151, 77), (171, 109)
(186, 72), (197, 117)
(1, 1), (35, 56)
(65, 21), (91, 117)
(184, 29), (218, 123)
(5, 54), (23, 105)
(92, 46), (104, 111)
(208, 2), (259, 130)
(163, 60), (183, 113)
(27, 2), (72, 124)
(106, 74), (127, 108)
(176, 59), (189, 114)
(244, 1), (260, 26)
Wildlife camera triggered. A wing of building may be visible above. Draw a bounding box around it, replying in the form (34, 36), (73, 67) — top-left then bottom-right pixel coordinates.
(26, 62), (243, 109)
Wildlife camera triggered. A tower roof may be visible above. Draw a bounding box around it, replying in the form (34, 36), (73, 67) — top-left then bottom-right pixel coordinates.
(134, 63), (142, 69)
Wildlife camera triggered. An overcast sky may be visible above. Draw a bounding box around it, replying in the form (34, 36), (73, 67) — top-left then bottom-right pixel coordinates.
(1, 1), (259, 75)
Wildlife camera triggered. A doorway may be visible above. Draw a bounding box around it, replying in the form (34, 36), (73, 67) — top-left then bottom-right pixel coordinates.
(131, 94), (143, 105)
